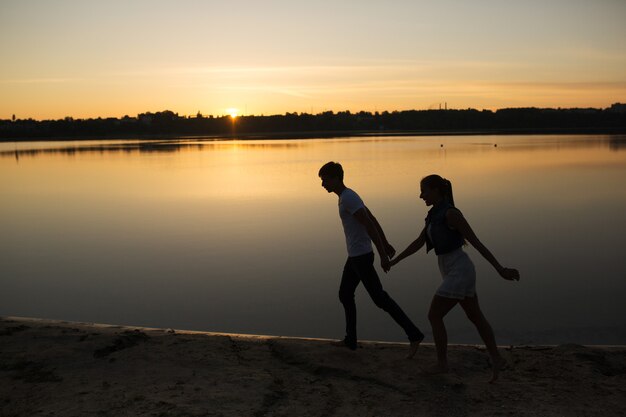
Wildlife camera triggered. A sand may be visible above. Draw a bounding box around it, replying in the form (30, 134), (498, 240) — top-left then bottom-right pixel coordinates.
(1, 316), (625, 417)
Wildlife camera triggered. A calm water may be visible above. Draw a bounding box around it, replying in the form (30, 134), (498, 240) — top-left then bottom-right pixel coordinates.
(2, 135), (626, 345)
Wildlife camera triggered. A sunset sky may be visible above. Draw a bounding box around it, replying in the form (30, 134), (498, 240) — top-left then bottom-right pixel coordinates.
(1, 0), (625, 119)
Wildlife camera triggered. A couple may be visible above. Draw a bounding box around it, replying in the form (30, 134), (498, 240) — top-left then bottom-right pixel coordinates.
(319, 161), (520, 382)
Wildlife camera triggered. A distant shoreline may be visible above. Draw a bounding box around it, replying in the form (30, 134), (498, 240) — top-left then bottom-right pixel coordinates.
(4, 106), (625, 142)
(2, 126), (626, 142)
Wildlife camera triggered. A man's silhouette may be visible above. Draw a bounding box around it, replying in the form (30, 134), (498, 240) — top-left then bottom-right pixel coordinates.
(319, 161), (424, 357)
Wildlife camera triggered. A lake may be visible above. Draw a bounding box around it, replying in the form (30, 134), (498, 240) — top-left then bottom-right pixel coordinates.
(2, 134), (625, 345)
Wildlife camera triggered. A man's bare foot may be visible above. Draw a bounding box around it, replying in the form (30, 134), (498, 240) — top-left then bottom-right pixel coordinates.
(421, 363), (449, 375)
(330, 338), (357, 351)
(489, 356), (507, 383)
(406, 334), (424, 359)
(406, 341), (421, 359)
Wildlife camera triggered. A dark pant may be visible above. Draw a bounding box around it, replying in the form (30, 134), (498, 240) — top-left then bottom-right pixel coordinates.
(339, 251), (423, 343)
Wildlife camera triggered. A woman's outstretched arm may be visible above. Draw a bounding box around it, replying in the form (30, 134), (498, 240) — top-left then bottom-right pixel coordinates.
(446, 209), (520, 281)
(389, 227), (427, 267)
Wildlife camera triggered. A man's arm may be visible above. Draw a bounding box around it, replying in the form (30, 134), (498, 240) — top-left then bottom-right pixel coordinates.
(353, 207), (391, 272)
(365, 207), (395, 258)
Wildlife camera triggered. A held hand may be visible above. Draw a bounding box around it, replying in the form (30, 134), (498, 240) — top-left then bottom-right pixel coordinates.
(389, 257), (400, 267)
(381, 256), (391, 273)
(386, 243), (396, 259)
(499, 267), (520, 281)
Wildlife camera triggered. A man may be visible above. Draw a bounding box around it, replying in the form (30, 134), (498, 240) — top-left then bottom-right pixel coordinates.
(319, 161), (424, 358)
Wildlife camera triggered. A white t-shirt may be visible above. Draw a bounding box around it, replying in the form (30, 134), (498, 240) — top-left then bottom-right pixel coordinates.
(338, 188), (373, 257)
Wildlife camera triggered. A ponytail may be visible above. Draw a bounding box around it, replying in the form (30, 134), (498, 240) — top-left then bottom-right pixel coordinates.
(442, 178), (455, 206)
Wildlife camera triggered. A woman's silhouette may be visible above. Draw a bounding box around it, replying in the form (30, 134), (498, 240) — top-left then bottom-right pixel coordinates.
(390, 175), (520, 382)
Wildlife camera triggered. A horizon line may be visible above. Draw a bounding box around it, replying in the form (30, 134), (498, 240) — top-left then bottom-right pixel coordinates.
(6, 103), (625, 122)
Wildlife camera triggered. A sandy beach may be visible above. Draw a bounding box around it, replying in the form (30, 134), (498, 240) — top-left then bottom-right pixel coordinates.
(1, 316), (625, 417)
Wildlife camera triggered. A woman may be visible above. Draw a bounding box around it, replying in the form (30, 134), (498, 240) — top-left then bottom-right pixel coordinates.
(390, 175), (520, 382)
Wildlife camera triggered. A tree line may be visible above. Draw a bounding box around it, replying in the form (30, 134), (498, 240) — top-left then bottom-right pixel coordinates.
(1, 105), (625, 140)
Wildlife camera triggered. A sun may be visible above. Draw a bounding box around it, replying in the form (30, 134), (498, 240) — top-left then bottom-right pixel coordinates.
(226, 108), (239, 119)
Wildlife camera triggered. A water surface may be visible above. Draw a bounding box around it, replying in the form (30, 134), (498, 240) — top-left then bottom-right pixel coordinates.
(2, 135), (625, 344)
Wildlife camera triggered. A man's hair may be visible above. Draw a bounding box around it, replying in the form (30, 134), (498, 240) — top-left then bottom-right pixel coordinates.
(318, 161), (344, 180)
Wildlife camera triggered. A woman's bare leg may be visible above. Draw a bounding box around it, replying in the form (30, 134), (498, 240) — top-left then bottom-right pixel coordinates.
(459, 295), (505, 382)
(427, 295), (459, 373)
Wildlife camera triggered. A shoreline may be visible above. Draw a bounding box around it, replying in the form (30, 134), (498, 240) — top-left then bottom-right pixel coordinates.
(2, 126), (626, 142)
(4, 316), (626, 349)
(2, 316), (625, 416)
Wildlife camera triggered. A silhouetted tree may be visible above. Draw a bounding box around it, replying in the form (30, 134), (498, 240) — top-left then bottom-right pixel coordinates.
(1, 105), (625, 140)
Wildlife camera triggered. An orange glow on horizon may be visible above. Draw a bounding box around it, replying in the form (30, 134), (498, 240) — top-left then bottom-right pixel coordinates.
(226, 108), (239, 119)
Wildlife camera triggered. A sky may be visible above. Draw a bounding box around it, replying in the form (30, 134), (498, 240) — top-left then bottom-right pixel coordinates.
(1, 0), (625, 119)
